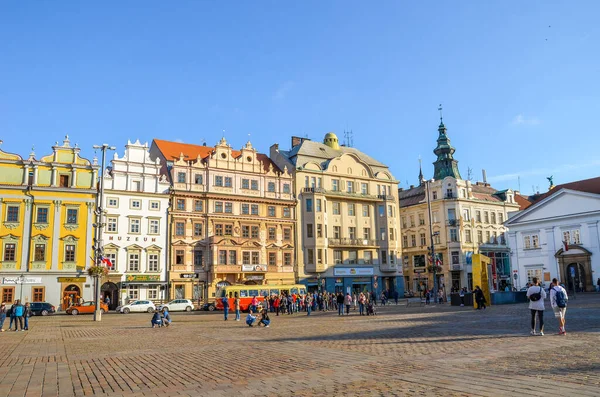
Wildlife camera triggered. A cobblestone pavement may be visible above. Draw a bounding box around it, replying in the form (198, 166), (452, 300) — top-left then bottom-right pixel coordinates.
(1, 295), (599, 397)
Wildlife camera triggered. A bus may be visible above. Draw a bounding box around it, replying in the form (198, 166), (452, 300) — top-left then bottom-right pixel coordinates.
(215, 284), (307, 311)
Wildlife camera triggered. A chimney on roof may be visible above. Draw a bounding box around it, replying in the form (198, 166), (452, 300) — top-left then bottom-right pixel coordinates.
(482, 169), (487, 184)
(515, 190), (520, 195)
(291, 136), (310, 148)
(410, 185), (415, 189)
(398, 188), (404, 192)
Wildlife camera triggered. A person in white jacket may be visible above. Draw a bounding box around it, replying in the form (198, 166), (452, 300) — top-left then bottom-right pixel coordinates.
(526, 277), (547, 336)
(549, 278), (569, 335)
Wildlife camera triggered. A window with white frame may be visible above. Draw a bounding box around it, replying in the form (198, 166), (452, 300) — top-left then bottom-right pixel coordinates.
(434, 232), (441, 245)
(283, 183), (290, 193)
(127, 285), (139, 300)
(147, 253), (159, 272)
(149, 219), (160, 235)
(127, 253), (140, 272)
(129, 218), (141, 234)
(563, 229), (581, 245)
(523, 233), (540, 249)
(462, 209), (470, 222)
(147, 286), (159, 300)
(150, 201), (160, 210)
(130, 200), (141, 210)
(107, 198), (119, 208)
(104, 252), (117, 270)
(107, 217), (118, 232)
(527, 268), (542, 284)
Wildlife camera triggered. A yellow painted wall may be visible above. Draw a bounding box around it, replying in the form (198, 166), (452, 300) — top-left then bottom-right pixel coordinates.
(472, 254), (491, 307)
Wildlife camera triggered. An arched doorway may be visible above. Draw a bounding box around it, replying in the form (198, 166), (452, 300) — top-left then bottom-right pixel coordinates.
(101, 282), (119, 310)
(62, 284), (81, 310)
(566, 263), (586, 293)
(555, 245), (593, 292)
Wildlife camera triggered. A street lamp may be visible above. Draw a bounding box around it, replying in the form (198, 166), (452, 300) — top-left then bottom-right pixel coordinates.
(92, 144), (116, 322)
(422, 178), (439, 302)
(18, 274), (25, 302)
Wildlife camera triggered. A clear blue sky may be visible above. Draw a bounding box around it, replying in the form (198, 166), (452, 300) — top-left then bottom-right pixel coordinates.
(1, 1), (599, 195)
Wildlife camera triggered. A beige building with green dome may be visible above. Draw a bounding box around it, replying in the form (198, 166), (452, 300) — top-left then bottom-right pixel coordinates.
(270, 132), (403, 296)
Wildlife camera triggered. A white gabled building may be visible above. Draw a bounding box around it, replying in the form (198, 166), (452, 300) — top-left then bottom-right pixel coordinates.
(100, 140), (171, 308)
(506, 177), (600, 292)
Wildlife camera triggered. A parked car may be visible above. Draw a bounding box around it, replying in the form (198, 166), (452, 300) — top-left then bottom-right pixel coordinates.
(202, 302), (216, 311)
(30, 302), (56, 316)
(118, 300), (156, 314)
(66, 301), (109, 315)
(159, 299), (194, 312)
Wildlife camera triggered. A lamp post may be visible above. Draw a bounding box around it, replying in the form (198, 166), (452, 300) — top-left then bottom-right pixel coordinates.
(18, 274), (25, 302)
(422, 178), (439, 302)
(92, 144), (116, 321)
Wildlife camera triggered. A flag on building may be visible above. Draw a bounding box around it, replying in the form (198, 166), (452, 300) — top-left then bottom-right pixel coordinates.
(100, 256), (113, 267)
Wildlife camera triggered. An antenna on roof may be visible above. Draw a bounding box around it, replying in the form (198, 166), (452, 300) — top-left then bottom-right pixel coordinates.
(518, 176), (521, 192)
(467, 167), (473, 181)
(343, 130), (353, 147)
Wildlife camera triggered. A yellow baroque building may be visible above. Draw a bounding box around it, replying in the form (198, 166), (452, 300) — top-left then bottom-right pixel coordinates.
(0, 137), (98, 310)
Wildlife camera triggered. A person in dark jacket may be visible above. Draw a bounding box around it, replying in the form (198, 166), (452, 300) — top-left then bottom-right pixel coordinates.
(474, 286), (486, 310)
(336, 293), (344, 316)
(151, 310), (162, 328)
(0, 302), (7, 332)
(24, 302), (32, 331)
(258, 309), (270, 327)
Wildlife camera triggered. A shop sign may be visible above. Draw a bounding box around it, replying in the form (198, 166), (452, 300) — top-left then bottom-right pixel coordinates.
(180, 273), (199, 279)
(242, 265), (267, 272)
(414, 268), (426, 273)
(108, 235), (158, 243)
(335, 278), (343, 285)
(246, 275), (264, 281)
(333, 267), (374, 276)
(126, 275), (160, 282)
(216, 281), (231, 288)
(3, 276), (42, 284)
(57, 277), (87, 283)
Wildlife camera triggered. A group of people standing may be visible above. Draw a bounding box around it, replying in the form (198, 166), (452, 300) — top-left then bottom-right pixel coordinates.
(0, 300), (32, 331)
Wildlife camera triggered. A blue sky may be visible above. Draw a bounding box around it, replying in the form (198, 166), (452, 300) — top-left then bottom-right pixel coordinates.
(1, 1), (599, 195)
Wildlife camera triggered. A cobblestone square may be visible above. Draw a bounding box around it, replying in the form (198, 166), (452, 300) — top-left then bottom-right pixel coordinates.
(1, 296), (599, 397)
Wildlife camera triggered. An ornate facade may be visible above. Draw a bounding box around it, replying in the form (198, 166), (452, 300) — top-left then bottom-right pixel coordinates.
(0, 137), (97, 309)
(270, 133), (402, 296)
(399, 121), (520, 294)
(101, 140), (171, 308)
(150, 137), (296, 301)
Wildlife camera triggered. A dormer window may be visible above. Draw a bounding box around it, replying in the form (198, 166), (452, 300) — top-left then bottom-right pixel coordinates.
(59, 175), (70, 188)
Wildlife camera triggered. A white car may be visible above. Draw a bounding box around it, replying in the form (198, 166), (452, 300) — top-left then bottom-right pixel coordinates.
(159, 299), (194, 312)
(118, 300), (156, 314)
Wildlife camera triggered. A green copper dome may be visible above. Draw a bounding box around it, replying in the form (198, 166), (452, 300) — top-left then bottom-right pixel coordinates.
(433, 121), (461, 180)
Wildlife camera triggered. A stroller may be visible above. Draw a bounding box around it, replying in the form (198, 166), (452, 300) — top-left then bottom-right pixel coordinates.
(366, 302), (376, 316)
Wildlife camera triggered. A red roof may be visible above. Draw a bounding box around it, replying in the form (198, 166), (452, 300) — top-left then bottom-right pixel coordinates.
(514, 194), (532, 210)
(152, 139), (281, 173)
(532, 176), (600, 204)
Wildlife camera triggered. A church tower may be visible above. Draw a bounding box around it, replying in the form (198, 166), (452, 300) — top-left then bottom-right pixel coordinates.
(432, 118), (462, 180)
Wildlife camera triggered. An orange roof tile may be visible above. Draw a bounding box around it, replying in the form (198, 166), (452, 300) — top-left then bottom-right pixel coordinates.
(514, 194), (532, 210)
(152, 139), (281, 174)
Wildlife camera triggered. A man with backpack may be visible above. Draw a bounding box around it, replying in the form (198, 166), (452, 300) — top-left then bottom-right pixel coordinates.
(550, 278), (568, 335)
(526, 277), (546, 336)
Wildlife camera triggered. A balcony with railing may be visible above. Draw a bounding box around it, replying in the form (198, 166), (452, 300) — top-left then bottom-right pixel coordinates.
(447, 219), (461, 227)
(328, 238), (378, 247)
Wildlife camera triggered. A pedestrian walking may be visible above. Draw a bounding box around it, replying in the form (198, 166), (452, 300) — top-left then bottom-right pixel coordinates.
(104, 295), (111, 308)
(222, 295), (229, 321)
(526, 277), (546, 336)
(0, 302), (6, 332)
(336, 293), (344, 316)
(234, 293), (241, 321)
(306, 295), (312, 316)
(358, 292), (366, 315)
(550, 278), (568, 335)
(24, 302), (32, 330)
(250, 295), (258, 314)
(8, 301), (16, 330)
(474, 287), (486, 310)
(344, 293), (352, 315)
(459, 288), (465, 307)
(425, 290), (431, 305)
(274, 295), (280, 316)
(438, 289), (444, 304)
(371, 291), (377, 306)
(394, 290), (399, 305)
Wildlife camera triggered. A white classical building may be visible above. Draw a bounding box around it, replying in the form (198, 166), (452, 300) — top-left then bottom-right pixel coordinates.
(506, 177), (600, 292)
(100, 140), (171, 308)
